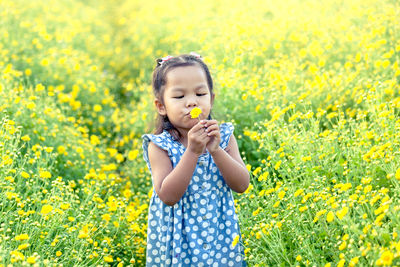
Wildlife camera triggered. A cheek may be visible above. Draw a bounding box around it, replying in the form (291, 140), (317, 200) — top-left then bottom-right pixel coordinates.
(206, 97), (213, 107)
(166, 102), (181, 114)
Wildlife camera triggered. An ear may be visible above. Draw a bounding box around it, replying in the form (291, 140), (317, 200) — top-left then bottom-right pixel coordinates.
(155, 98), (167, 116)
(210, 93), (215, 106)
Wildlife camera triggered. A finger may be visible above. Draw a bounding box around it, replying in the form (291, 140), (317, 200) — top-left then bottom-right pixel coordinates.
(199, 130), (210, 140)
(206, 130), (221, 138)
(196, 135), (210, 145)
(205, 129), (219, 137)
(205, 124), (219, 133)
(191, 130), (206, 140)
(196, 127), (210, 138)
(204, 120), (218, 128)
(190, 123), (207, 134)
(191, 126), (209, 138)
(195, 121), (207, 129)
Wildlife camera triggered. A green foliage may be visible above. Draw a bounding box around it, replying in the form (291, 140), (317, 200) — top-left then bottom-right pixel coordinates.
(1, 0), (400, 266)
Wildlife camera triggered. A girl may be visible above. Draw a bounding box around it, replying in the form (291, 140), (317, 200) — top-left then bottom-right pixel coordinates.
(142, 53), (250, 266)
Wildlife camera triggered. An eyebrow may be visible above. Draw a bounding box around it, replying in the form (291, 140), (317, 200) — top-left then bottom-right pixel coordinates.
(170, 85), (207, 92)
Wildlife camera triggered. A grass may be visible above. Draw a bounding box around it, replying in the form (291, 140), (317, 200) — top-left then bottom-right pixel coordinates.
(1, 0), (400, 265)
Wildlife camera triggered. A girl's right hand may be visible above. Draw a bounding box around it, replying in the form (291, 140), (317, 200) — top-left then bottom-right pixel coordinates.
(187, 121), (210, 156)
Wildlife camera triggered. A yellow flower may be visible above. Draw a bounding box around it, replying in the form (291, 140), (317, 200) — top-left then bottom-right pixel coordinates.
(40, 58), (50, 66)
(296, 255), (302, 261)
(255, 231), (262, 239)
(78, 225), (89, 239)
(35, 84), (45, 91)
(274, 160), (282, 170)
(21, 171), (30, 178)
(106, 196), (118, 211)
(326, 211), (334, 222)
(27, 256), (36, 264)
(60, 203), (70, 210)
(21, 135), (30, 141)
(349, 257), (359, 267)
(17, 243), (30, 250)
(99, 115), (105, 124)
(57, 145), (66, 155)
(104, 255), (113, 263)
(10, 250), (25, 261)
(376, 250), (393, 266)
(116, 153), (124, 162)
(190, 107), (202, 119)
(107, 148), (118, 157)
(299, 206), (308, 212)
(41, 204), (53, 215)
(337, 259), (345, 267)
(294, 189), (304, 197)
(39, 170), (51, 179)
(93, 104), (102, 112)
(102, 213), (111, 222)
(252, 207), (262, 216)
(336, 206), (348, 220)
(90, 135), (100, 145)
(395, 168), (400, 180)
(128, 150), (139, 160)
(56, 251), (62, 257)
(232, 235), (240, 248)
(15, 234), (29, 241)
(26, 102), (36, 110)
(339, 241), (346, 250)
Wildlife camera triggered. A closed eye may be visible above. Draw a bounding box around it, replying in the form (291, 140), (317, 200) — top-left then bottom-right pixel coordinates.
(173, 96), (184, 99)
(197, 93), (207, 96)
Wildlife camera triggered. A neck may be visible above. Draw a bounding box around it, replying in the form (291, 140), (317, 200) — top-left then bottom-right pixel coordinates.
(167, 127), (187, 143)
(177, 128), (189, 146)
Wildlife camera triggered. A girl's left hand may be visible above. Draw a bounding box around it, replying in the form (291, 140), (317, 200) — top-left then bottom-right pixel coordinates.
(203, 120), (221, 154)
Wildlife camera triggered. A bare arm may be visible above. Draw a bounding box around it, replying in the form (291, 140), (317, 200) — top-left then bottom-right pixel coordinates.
(148, 122), (210, 206)
(148, 143), (198, 206)
(204, 120), (250, 193)
(210, 135), (250, 193)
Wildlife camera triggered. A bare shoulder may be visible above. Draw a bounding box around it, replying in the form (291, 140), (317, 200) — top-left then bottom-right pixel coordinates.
(225, 133), (238, 152)
(148, 141), (168, 157)
(147, 141), (173, 191)
(148, 141), (171, 168)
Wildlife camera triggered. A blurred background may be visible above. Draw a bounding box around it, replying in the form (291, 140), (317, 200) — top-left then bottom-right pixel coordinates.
(1, 0), (399, 265)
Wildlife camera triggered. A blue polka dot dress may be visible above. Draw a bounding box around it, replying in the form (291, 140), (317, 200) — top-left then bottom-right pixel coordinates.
(142, 123), (247, 267)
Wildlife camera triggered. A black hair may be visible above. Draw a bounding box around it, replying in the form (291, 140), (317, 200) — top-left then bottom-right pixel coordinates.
(151, 53), (214, 140)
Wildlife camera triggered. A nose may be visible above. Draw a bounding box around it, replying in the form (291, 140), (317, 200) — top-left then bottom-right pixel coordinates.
(186, 96), (198, 107)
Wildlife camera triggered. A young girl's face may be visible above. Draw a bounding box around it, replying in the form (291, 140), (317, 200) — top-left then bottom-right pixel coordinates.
(155, 65), (214, 133)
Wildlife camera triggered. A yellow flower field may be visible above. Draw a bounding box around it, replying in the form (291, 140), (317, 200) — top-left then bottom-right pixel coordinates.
(1, 0), (400, 265)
